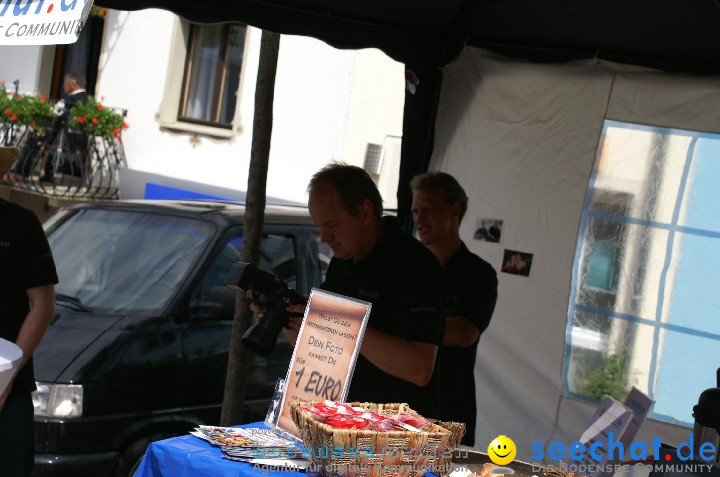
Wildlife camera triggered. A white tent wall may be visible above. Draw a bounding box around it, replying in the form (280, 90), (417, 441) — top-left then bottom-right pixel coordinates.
(429, 48), (720, 459)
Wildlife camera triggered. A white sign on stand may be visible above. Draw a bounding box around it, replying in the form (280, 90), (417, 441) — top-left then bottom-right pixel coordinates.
(564, 397), (634, 476)
(272, 288), (371, 438)
(619, 387), (655, 450)
(0, 0), (94, 45)
(564, 388), (655, 477)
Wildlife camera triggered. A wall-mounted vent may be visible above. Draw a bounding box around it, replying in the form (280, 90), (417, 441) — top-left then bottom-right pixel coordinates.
(363, 143), (384, 175)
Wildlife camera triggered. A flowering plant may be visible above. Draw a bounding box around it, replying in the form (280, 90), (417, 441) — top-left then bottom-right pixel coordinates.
(89, 5), (108, 19)
(0, 81), (54, 131)
(68, 97), (128, 139)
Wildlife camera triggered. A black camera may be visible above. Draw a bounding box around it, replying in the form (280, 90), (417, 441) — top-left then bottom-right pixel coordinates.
(225, 262), (306, 356)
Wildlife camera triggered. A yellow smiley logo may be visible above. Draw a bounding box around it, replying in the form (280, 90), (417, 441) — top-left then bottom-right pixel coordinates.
(488, 435), (517, 466)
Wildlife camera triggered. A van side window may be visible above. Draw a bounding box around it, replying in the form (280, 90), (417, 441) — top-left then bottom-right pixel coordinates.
(260, 234), (297, 290)
(310, 229), (333, 284)
(192, 233), (296, 320)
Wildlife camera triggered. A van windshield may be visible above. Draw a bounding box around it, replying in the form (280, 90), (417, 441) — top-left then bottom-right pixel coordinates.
(48, 208), (216, 314)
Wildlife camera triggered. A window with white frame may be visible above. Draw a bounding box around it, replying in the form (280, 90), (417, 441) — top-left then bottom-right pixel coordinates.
(178, 23), (247, 128)
(565, 120), (720, 426)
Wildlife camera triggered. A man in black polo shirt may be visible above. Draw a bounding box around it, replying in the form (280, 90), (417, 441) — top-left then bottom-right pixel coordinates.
(0, 147), (59, 476)
(286, 163), (445, 418)
(411, 172), (498, 446)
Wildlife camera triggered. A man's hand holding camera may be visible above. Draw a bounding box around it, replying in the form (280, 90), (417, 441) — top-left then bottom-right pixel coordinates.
(226, 262), (307, 355)
(246, 290), (306, 334)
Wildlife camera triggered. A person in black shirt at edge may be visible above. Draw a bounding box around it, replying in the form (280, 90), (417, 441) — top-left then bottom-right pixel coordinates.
(279, 163), (446, 418)
(0, 147), (59, 477)
(411, 171), (498, 446)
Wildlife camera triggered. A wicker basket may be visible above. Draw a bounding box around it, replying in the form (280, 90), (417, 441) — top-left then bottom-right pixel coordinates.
(290, 401), (465, 477)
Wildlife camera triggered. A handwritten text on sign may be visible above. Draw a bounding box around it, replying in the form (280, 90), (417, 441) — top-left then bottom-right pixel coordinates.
(276, 289), (370, 436)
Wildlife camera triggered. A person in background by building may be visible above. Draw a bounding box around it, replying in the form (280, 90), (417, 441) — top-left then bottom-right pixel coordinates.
(52, 72), (89, 123)
(0, 146), (59, 476)
(277, 163), (446, 418)
(411, 171), (498, 446)
(39, 72), (88, 183)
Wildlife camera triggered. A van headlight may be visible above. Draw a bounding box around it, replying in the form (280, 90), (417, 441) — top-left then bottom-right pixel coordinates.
(32, 383), (83, 418)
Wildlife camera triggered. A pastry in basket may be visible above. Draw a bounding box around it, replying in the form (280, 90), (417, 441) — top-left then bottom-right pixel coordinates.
(300, 401), (438, 432)
(291, 401), (464, 477)
(480, 463), (499, 477)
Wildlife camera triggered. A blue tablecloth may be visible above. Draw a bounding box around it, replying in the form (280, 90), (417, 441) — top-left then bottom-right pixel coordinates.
(135, 421), (439, 477)
(134, 423), (309, 477)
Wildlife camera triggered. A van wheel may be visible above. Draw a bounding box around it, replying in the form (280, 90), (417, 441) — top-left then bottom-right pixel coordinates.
(115, 433), (175, 477)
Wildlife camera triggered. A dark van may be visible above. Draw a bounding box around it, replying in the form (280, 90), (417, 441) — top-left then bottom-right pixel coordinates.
(31, 200), (330, 477)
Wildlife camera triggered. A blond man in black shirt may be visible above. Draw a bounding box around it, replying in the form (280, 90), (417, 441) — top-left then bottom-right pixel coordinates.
(411, 171), (498, 446)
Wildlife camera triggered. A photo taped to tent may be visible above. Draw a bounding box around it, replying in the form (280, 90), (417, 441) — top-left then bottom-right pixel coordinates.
(501, 249), (533, 277)
(474, 218), (503, 243)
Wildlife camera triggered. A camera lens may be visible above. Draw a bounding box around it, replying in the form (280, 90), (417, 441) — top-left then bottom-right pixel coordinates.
(241, 303), (287, 356)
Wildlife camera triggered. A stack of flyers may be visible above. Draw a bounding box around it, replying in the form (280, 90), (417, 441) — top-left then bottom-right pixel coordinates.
(191, 426), (310, 469)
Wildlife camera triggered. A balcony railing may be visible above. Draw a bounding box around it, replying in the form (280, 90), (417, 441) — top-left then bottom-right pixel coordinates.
(0, 122), (127, 199)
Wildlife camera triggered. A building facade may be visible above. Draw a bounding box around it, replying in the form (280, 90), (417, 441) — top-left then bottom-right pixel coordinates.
(0, 8), (405, 206)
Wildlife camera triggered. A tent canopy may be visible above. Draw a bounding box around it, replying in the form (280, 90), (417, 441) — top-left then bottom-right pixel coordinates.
(99, 0), (720, 226)
(95, 1), (720, 450)
(101, 0), (720, 73)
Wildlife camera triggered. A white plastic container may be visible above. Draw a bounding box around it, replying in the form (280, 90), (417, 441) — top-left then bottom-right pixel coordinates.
(0, 337), (23, 396)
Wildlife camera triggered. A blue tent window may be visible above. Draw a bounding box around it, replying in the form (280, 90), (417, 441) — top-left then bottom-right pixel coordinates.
(564, 120), (720, 427)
